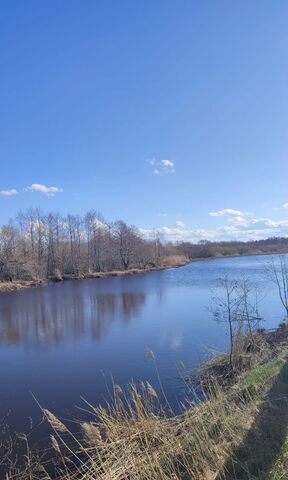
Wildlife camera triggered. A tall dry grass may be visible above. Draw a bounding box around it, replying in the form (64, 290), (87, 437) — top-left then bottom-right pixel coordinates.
(6, 327), (284, 480)
(7, 372), (264, 480)
(161, 255), (189, 268)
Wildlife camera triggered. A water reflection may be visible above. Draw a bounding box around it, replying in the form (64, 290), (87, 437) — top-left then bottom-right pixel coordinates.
(0, 286), (147, 347)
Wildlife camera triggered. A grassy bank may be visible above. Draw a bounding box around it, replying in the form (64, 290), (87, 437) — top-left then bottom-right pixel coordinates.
(0, 255), (189, 294)
(8, 325), (288, 480)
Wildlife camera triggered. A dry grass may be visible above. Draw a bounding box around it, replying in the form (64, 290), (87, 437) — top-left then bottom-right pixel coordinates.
(7, 353), (285, 480)
(161, 255), (189, 268)
(0, 280), (43, 293)
(4, 326), (288, 480)
(198, 328), (276, 388)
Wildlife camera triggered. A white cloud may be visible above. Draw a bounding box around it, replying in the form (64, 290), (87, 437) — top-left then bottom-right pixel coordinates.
(283, 202), (288, 209)
(0, 188), (18, 196)
(86, 217), (109, 232)
(26, 183), (63, 196)
(161, 159), (174, 168)
(159, 213), (168, 217)
(227, 216), (247, 224)
(175, 221), (185, 228)
(209, 208), (244, 217)
(140, 215), (288, 243)
(148, 158), (175, 175)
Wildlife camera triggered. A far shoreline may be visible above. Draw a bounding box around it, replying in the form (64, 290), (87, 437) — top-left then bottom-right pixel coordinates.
(0, 259), (189, 294)
(1, 249), (288, 295)
(190, 248), (288, 263)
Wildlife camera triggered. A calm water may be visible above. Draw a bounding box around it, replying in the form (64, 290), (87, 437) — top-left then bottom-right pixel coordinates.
(0, 254), (285, 442)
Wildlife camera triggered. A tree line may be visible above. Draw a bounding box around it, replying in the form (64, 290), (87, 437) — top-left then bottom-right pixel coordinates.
(0, 209), (164, 281)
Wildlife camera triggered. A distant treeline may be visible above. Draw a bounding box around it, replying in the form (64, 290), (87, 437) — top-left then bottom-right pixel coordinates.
(175, 237), (288, 260)
(0, 209), (288, 283)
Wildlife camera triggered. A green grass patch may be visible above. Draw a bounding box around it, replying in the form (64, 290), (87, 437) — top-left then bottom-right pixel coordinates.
(236, 357), (285, 391)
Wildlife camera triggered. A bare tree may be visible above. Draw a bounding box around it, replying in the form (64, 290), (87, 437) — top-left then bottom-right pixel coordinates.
(0, 225), (17, 280)
(212, 276), (264, 369)
(67, 214), (83, 275)
(85, 210), (107, 272)
(113, 221), (137, 270)
(212, 276), (243, 368)
(264, 255), (288, 317)
(134, 237), (154, 269)
(153, 230), (163, 266)
(238, 277), (263, 343)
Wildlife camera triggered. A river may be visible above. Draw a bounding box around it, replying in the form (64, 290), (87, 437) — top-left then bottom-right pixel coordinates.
(0, 254), (285, 445)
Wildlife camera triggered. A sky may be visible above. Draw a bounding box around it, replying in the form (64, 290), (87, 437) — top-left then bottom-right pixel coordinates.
(0, 1), (287, 242)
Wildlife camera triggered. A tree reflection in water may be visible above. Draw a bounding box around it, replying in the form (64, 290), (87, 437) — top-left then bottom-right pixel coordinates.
(0, 284), (148, 347)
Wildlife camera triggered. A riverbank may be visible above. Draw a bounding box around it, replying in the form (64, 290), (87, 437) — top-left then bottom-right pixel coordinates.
(0, 255), (189, 294)
(0, 279), (45, 293)
(2, 249), (288, 295)
(12, 324), (288, 480)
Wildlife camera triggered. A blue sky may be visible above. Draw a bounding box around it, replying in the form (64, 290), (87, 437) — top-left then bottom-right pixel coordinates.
(0, 1), (287, 242)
